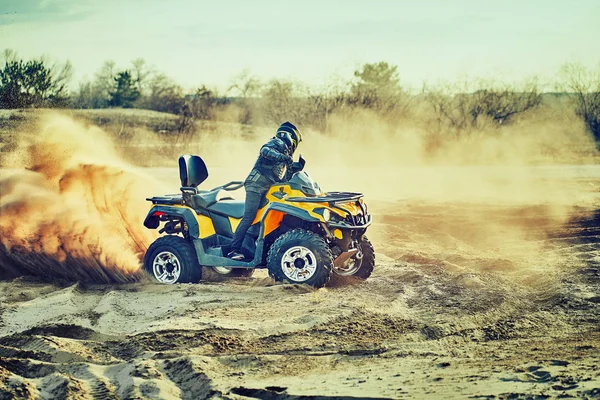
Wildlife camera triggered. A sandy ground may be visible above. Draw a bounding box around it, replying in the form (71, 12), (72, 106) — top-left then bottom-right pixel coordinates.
(1, 166), (600, 400)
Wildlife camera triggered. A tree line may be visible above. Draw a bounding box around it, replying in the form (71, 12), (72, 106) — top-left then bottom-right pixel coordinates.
(0, 49), (598, 145)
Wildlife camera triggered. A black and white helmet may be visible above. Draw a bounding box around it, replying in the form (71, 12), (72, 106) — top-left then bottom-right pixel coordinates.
(276, 121), (302, 153)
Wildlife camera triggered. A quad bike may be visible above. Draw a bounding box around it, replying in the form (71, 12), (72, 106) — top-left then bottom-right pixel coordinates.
(142, 154), (374, 288)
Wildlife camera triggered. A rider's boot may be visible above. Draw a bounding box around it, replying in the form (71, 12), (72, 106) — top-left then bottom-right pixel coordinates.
(227, 250), (245, 261)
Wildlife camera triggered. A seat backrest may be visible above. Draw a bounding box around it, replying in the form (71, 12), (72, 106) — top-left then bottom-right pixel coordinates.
(179, 155), (208, 188)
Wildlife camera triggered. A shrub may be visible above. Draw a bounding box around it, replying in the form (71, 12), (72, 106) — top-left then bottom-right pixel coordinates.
(425, 79), (541, 136)
(0, 56), (72, 108)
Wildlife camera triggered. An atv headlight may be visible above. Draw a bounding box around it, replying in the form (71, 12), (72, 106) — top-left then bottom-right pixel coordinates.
(315, 208), (330, 221)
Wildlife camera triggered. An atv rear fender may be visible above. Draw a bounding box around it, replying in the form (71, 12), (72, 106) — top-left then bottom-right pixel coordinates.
(143, 205), (200, 238)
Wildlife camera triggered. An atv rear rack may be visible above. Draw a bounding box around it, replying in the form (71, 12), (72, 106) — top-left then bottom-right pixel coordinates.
(146, 195), (183, 205)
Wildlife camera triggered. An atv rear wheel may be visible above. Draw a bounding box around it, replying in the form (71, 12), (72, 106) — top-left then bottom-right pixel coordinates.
(143, 236), (202, 284)
(267, 229), (332, 288)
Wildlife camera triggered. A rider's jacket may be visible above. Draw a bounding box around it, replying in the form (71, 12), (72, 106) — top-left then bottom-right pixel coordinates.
(247, 137), (291, 186)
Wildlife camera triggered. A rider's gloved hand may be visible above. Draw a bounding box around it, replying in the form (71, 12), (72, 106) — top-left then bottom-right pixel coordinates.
(276, 153), (292, 163)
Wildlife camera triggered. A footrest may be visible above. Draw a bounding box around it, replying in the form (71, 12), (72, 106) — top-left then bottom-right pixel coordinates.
(206, 247), (223, 257)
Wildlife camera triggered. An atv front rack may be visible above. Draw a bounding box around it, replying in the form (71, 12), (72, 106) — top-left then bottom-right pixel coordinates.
(285, 192), (363, 204)
(286, 192), (370, 230)
(328, 214), (372, 230)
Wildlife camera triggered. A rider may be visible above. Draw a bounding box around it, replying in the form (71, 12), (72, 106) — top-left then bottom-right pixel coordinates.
(227, 121), (302, 260)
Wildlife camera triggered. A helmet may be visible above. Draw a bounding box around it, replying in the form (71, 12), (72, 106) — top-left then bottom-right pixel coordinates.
(276, 121), (302, 153)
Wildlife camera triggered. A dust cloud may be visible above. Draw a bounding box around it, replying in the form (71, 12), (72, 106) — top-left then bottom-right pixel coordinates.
(0, 110), (597, 284)
(307, 112), (598, 284)
(178, 109), (598, 285)
(0, 109), (597, 400)
(0, 114), (162, 282)
(181, 108), (596, 202)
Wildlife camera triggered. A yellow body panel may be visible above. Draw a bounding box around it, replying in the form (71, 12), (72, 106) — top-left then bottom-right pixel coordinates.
(197, 215), (216, 238)
(333, 229), (343, 239)
(336, 202), (362, 216)
(252, 204), (268, 224)
(151, 204), (216, 238)
(263, 210), (285, 237)
(249, 184), (366, 225)
(229, 217), (241, 233)
(252, 185), (330, 224)
(152, 184), (365, 239)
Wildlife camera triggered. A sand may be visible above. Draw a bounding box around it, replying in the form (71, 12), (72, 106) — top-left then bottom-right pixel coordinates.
(0, 114), (599, 399)
(1, 189), (599, 399)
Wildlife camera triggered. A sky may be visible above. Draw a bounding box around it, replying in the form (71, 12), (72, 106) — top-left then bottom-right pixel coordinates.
(0, 0), (599, 92)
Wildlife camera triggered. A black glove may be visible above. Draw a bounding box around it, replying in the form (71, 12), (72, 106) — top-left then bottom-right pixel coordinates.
(290, 161), (303, 173)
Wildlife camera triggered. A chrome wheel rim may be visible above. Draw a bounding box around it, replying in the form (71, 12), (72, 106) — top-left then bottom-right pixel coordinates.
(153, 251), (181, 284)
(333, 250), (363, 276)
(281, 246), (317, 282)
(212, 266), (233, 275)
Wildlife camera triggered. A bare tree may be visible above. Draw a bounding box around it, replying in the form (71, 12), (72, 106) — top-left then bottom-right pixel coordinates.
(425, 78), (541, 136)
(228, 69), (261, 98)
(51, 60), (73, 98)
(261, 79), (311, 125)
(1, 49), (19, 64)
(72, 80), (94, 109)
(304, 81), (349, 131)
(131, 58), (150, 97)
(261, 79), (351, 131)
(142, 72), (184, 114)
(424, 79), (473, 135)
(91, 60), (117, 107)
(227, 69), (262, 125)
(71, 60), (116, 108)
(470, 79), (541, 125)
(556, 62), (600, 145)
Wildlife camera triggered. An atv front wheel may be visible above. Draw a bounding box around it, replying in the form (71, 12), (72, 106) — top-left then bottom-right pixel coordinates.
(332, 236), (375, 279)
(143, 236), (202, 284)
(351, 236), (375, 280)
(267, 229), (332, 288)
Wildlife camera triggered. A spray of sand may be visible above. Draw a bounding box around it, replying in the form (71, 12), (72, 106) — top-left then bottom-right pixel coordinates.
(0, 113), (162, 283)
(0, 108), (596, 285)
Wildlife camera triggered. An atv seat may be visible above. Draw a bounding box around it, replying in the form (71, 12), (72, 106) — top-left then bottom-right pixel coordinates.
(190, 190), (234, 210)
(207, 200), (245, 218)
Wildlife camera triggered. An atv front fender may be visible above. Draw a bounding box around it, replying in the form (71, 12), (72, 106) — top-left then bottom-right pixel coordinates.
(265, 203), (322, 223)
(259, 203), (323, 237)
